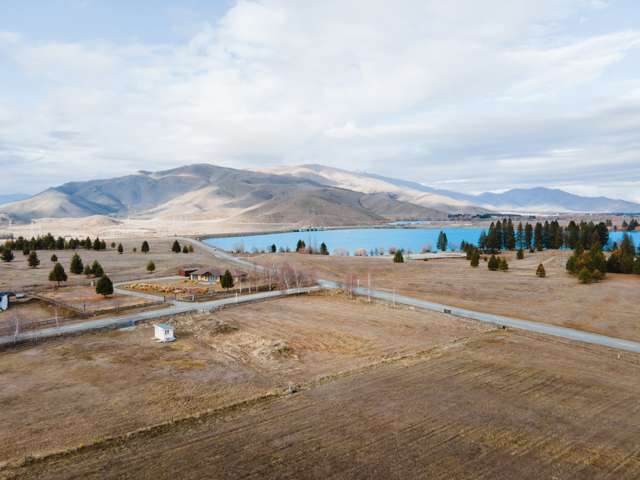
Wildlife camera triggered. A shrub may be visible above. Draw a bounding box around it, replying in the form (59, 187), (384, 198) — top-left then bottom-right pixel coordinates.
(578, 267), (593, 284)
(393, 250), (404, 263)
(592, 269), (604, 282)
(50, 254), (58, 262)
(498, 257), (509, 271)
(95, 275), (114, 297)
(147, 261), (156, 273)
(470, 251), (480, 267)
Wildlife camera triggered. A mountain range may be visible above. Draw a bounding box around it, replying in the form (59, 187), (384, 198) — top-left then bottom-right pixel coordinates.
(1, 163), (638, 227)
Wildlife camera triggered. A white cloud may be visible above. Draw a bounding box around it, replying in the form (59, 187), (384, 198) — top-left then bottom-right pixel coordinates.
(0, 0), (639, 201)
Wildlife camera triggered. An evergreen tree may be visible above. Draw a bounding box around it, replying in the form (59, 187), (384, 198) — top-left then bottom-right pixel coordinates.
(171, 240), (181, 253)
(534, 223), (544, 251)
(578, 268), (592, 284)
(91, 260), (104, 277)
(95, 275), (114, 297)
(49, 263), (68, 286)
(220, 270), (234, 289)
(83, 264), (92, 276)
(505, 219), (516, 250)
(93, 237), (102, 250)
(182, 245), (189, 253)
(498, 257), (509, 271)
(117, 243), (123, 254)
(470, 250), (480, 267)
(110, 242), (116, 249)
(188, 244), (194, 253)
(393, 250), (404, 263)
(22, 248), (30, 256)
(28, 251), (40, 268)
(516, 248), (524, 260)
(437, 231), (448, 251)
(1, 248), (14, 262)
(146, 261), (155, 273)
(271, 244), (277, 253)
(516, 222), (524, 249)
(50, 254), (58, 262)
(524, 223), (533, 250)
(488, 255), (499, 271)
(141, 241), (150, 254)
(295, 239), (306, 252)
(70, 253), (84, 275)
(536, 263), (546, 278)
(320, 242), (329, 255)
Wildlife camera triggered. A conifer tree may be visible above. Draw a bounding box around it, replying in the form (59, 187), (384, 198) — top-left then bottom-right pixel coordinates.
(147, 261), (155, 273)
(488, 254), (499, 271)
(1, 248), (14, 262)
(220, 270), (234, 289)
(117, 243), (123, 254)
(320, 242), (329, 255)
(70, 253), (84, 275)
(95, 275), (114, 297)
(91, 260), (104, 277)
(499, 257), (509, 271)
(393, 250), (404, 263)
(536, 263), (546, 278)
(49, 263), (68, 286)
(141, 241), (150, 254)
(516, 248), (524, 260)
(171, 240), (181, 253)
(50, 254), (58, 262)
(470, 250), (480, 267)
(28, 251), (40, 268)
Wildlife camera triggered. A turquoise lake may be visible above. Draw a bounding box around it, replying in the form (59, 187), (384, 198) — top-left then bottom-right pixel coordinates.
(204, 227), (640, 255)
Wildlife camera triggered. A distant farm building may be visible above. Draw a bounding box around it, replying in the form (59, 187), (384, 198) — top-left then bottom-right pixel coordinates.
(188, 267), (248, 284)
(154, 323), (175, 342)
(178, 266), (199, 277)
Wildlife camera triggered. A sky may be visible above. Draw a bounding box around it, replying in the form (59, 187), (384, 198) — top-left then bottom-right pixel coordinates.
(1, 0), (639, 201)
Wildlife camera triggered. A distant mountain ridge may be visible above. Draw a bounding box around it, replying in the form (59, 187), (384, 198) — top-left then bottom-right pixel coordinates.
(1, 163), (638, 226)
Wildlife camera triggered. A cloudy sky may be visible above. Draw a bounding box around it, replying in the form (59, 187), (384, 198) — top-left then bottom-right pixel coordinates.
(1, 0), (639, 201)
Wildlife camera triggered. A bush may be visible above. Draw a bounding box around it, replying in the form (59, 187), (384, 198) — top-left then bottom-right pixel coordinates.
(50, 254), (58, 262)
(95, 275), (114, 297)
(182, 245), (189, 253)
(393, 250), (404, 263)
(147, 261), (156, 273)
(470, 251), (480, 267)
(578, 268), (593, 284)
(498, 257), (509, 271)
(592, 269), (604, 282)
(536, 263), (546, 278)
(516, 249), (524, 260)
(1, 248), (14, 262)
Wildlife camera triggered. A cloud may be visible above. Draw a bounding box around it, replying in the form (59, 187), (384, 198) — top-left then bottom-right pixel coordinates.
(0, 0), (639, 201)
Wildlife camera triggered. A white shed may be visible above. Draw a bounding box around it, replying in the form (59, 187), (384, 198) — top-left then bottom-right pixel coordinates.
(154, 323), (175, 342)
(0, 293), (8, 312)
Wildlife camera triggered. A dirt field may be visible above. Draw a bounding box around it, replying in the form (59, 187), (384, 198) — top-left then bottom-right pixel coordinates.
(38, 286), (160, 314)
(3, 328), (639, 479)
(252, 250), (640, 342)
(0, 238), (241, 292)
(0, 299), (77, 336)
(0, 294), (490, 467)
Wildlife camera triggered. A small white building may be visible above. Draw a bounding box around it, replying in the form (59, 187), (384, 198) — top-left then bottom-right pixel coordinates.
(0, 293), (9, 312)
(154, 323), (175, 342)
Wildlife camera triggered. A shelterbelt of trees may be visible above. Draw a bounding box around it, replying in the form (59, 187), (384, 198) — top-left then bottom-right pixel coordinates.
(3, 233), (108, 252)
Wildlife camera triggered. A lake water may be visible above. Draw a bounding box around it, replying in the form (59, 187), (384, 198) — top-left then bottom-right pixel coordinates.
(204, 227), (640, 255)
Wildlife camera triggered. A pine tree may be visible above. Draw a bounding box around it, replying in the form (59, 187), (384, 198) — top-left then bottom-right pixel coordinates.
(1, 248), (14, 262)
(536, 263), (546, 278)
(516, 222), (524, 249)
(516, 248), (524, 260)
(49, 263), (68, 286)
(141, 241), (150, 254)
(171, 240), (181, 253)
(28, 251), (40, 268)
(91, 260), (104, 277)
(50, 254), (58, 262)
(296, 239), (306, 252)
(498, 257), (509, 271)
(534, 223), (544, 251)
(83, 264), (92, 276)
(470, 250), (480, 267)
(182, 245), (189, 253)
(95, 275), (114, 297)
(578, 268), (592, 284)
(393, 250), (404, 263)
(271, 244), (277, 253)
(220, 270), (234, 289)
(70, 253), (84, 274)
(524, 223), (533, 250)
(488, 255), (499, 271)
(93, 237), (102, 250)
(437, 231), (448, 251)
(117, 243), (123, 254)
(147, 261), (155, 273)
(320, 242), (329, 255)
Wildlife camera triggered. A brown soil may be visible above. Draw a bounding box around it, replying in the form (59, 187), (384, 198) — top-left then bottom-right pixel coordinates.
(38, 286), (158, 314)
(0, 294), (489, 466)
(4, 330), (640, 479)
(252, 250), (640, 341)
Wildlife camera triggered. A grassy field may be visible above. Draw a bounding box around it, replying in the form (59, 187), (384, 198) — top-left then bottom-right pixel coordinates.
(0, 293), (489, 467)
(0, 238), (241, 292)
(251, 249), (640, 341)
(3, 324), (639, 479)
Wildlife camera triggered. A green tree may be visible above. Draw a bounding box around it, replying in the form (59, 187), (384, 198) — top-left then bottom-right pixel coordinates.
(93, 237), (102, 250)
(49, 263), (68, 286)
(188, 244), (194, 253)
(70, 253), (84, 275)
(141, 241), (150, 254)
(220, 269), (234, 289)
(393, 250), (404, 263)
(117, 243), (123, 254)
(296, 239), (306, 252)
(171, 240), (181, 253)
(470, 250), (480, 267)
(95, 275), (114, 297)
(147, 260), (156, 273)
(110, 242), (116, 249)
(536, 263), (546, 278)
(83, 264), (92, 276)
(1, 248), (14, 262)
(320, 242), (329, 255)
(182, 245), (189, 253)
(271, 244), (277, 253)
(22, 248), (30, 256)
(578, 267), (592, 284)
(498, 257), (509, 271)
(91, 260), (104, 277)
(50, 254), (58, 262)
(437, 231), (448, 251)
(516, 248), (524, 260)
(534, 223), (544, 251)
(28, 251), (40, 268)
(488, 255), (499, 271)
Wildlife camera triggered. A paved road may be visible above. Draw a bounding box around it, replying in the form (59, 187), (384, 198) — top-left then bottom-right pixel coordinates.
(184, 237), (640, 355)
(0, 286), (318, 347)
